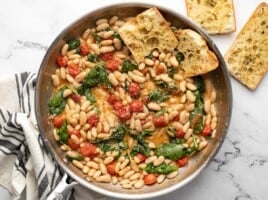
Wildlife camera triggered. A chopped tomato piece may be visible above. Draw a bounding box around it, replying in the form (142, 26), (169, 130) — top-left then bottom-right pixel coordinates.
(128, 82), (140, 97)
(129, 100), (143, 112)
(108, 94), (120, 105)
(56, 56), (68, 68)
(69, 129), (81, 138)
(152, 115), (167, 127)
(144, 174), (157, 185)
(68, 64), (80, 78)
(100, 52), (113, 61)
(113, 101), (124, 110)
(202, 125), (212, 137)
(87, 114), (99, 127)
(68, 138), (79, 150)
(80, 142), (98, 157)
(136, 153), (146, 163)
(79, 45), (90, 56)
(53, 115), (65, 128)
(176, 129), (185, 138)
(106, 161), (117, 176)
(155, 65), (166, 75)
(173, 113), (180, 121)
(116, 107), (131, 120)
(70, 94), (81, 103)
(177, 156), (189, 167)
(106, 58), (120, 71)
(140, 68), (149, 75)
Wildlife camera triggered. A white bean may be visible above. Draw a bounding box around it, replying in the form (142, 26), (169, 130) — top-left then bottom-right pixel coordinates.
(100, 46), (115, 53)
(147, 102), (161, 111)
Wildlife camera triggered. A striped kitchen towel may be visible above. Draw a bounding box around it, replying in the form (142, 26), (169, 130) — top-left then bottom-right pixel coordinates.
(0, 72), (105, 200)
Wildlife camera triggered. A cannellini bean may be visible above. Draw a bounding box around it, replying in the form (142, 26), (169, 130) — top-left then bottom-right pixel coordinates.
(88, 168), (96, 177)
(82, 28), (91, 40)
(186, 82), (197, 91)
(103, 30), (114, 39)
(109, 16), (119, 25)
(96, 23), (110, 31)
(129, 173), (140, 181)
(53, 129), (59, 141)
(174, 74), (183, 81)
(153, 156), (165, 166)
(138, 62), (146, 70)
(87, 161), (99, 169)
(157, 174), (166, 184)
(63, 89), (72, 98)
(100, 46), (115, 53)
(61, 44), (69, 56)
(104, 156), (114, 164)
(60, 67), (66, 80)
(186, 90), (196, 102)
(145, 58), (154, 66)
(112, 176), (118, 185)
(122, 183), (132, 189)
(134, 179), (144, 189)
(72, 160), (84, 169)
(128, 71), (145, 83)
(51, 74), (60, 86)
(184, 128), (193, 140)
(108, 73), (119, 86)
(170, 55), (179, 67)
(66, 74), (74, 83)
(89, 43), (100, 55)
(96, 18), (108, 25)
(179, 80), (186, 92)
(115, 20), (125, 27)
(96, 174), (111, 183)
(119, 166), (131, 176)
(113, 38), (122, 50)
(101, 39), (113, 46)
(145, 156), (157, 164)
(169, 110), (179, 120)
(167, 171), (178, 179)
(120, 159), (130, 170)
(75, 71), (86, 83)
(82, 166), (89, 174)
(99, 163), (107, 174)
(124, 170), (135, 179)
(147, 102), (161, 111)
(79, 111), (87, 126)
(93, 170), (102, 179)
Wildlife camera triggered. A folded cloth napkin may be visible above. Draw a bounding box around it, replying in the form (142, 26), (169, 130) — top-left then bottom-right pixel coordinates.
(0, 72), (106, 200)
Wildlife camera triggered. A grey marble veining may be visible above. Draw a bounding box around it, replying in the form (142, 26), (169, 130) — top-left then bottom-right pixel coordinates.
(1, 0), (268, 199)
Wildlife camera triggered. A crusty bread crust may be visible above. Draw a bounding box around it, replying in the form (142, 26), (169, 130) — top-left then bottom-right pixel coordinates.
(185, 0), (236, 34)
(224, 2), (268, 90)
(174, 29), (219, 77)
(118, 7), (178, 63)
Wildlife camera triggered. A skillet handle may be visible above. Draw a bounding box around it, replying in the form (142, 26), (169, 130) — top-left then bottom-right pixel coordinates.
(47, 173), (78, 200)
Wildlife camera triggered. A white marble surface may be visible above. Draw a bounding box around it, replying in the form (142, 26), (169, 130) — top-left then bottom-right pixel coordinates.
(1, 0), (268, 199)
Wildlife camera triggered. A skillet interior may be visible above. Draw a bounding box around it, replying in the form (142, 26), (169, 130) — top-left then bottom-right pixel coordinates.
(35, 3), (232, 199)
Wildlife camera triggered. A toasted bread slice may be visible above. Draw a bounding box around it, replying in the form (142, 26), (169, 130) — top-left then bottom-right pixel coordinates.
(185, 0), (236, 34)
(224, 2), (268, 90)
(118, 7), (178, 63)
(174, 29), (219, 77)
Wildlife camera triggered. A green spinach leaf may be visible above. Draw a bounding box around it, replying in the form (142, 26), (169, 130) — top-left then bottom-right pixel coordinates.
(148, 90), (169, 103)
(175, 51), (185, 64)
(48, 87), (66, 115)
(156, 143), (187, 160)
(84, 88), (96, 103)
(68, 39), (80, 50)
(145, 163), (178, 175)
(121, 60), (137, 73)
(57, 121), (68, 144)
(88, 53), (100, 62)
